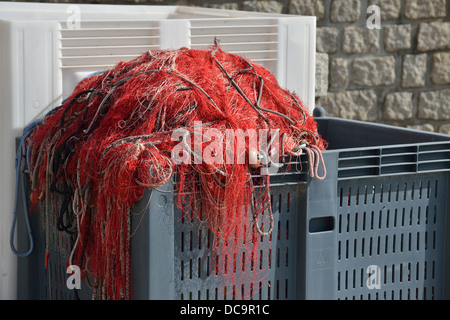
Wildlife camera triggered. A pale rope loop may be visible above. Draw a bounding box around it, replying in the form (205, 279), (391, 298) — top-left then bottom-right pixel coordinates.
(304, 145), (327, 180)
(248, 172), (273, 237)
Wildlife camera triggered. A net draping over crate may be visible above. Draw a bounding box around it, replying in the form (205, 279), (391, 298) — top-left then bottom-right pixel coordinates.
(22, 42), (327, 299)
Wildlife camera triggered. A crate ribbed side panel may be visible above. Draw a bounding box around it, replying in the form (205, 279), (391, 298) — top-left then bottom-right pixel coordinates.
(131, 162), (308, 300)
(59, 20), (162, 99)
(189, 17), (316, 112)
(336, 173), (449, 300)
(60, 20), (161, 70)
(189, 18), (279, 75)
(314, 117), (450, 300)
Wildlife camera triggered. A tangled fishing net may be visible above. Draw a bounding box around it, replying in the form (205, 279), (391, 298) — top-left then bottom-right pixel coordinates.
(23, 42), (327, 299)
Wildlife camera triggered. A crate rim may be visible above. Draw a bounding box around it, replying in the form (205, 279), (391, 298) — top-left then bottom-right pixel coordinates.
(318, 117), (450, 153)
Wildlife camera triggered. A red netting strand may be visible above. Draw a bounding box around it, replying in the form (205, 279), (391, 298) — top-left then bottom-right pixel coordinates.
(24, 42), (327, 300)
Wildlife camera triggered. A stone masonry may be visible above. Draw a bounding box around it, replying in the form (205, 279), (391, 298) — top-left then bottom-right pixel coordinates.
(16, 0), (450, 133)
(312, 0), (450, 133)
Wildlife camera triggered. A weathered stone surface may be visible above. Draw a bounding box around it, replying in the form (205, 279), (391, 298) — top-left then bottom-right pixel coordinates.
(404, 0), (446, 20)
(320, 90), (378, 121)
(384, 24), (411, 52)
(288, 0), (325, 20)
(204, 2), (240, 10)
(330, 0), (361, 22)
(377, 0), (402, 20)
(342, 26), (379, 54)
(438, 124), (450, 135)
(316, 27), (339, 53)
(406, 124), (435, 132)
(317, 95), (340, 118)
(352, 56), (396, 87)
(417, 21), (450, 52)
(383, 92), (414, 121)
(329, 58), (349, 89)
(431, 52), (450, 85)
(316, 53), (329, 97)
(418, 89), (450, 120)
(242, 0), (283, 13)
(402, 54), (427, 88)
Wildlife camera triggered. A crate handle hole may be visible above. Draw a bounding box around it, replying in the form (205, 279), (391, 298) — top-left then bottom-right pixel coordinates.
(309, 216), (335, 233)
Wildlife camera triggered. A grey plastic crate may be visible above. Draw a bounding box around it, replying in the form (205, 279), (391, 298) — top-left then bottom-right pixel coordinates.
(16, 117), (450, 300)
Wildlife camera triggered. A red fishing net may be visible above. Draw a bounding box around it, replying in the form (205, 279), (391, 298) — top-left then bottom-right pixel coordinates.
(24, 43), (327, 299)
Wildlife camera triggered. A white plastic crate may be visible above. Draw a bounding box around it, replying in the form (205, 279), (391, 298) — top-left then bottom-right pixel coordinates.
(0, 2), (316, 299)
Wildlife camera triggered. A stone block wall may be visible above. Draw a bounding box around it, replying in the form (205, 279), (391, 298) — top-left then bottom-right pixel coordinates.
(313, 0), (450, 133)
(9, 0), (450, 132)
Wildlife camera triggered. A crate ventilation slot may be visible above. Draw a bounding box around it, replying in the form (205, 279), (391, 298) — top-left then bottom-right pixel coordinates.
(338, 143), (450, 179)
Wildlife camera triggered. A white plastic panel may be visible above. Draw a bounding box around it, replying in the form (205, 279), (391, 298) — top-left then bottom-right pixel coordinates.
(0, 3), (282, 21)
(277, 17), (316, 114)
(60, 20), (161, 69)
(0, 19), (62, 299)
(190, 18), (279, 75)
